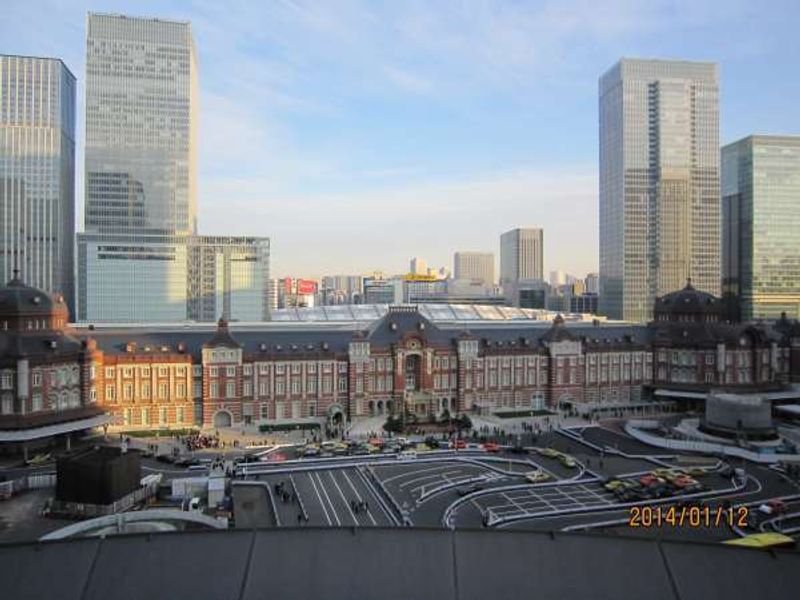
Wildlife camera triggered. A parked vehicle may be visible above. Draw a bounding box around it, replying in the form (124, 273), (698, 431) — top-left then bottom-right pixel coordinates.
(483, 442), (500, 453)
(536, 447), (560, 458)
(559, 455), (577, 469)
(451, 439), (468, 450)
(759, 499), (787, 515)
(397, 450), (418, 460)
(525, 470), (551, 483)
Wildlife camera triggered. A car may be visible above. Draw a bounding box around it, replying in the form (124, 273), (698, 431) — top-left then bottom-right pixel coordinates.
(457, 483), (485, 496)
(509, 444), (529, 455)
(424, 437), (442, 449)
(603, 479), (626, 492)
(683, 467), (707, 477)
(606, 479), (637, 493)
(639, 474), (666, 487)
(682, 482), (705, 494)
(536, 447), (560, 458)
(368, 437), (385, 447)
(451, 439), (468, 450)
(483, 442), (500, 453)
(559, 455), (577, 469)
(25, 453), (52, 466)
(321, 441), (338, 451)
(303, 446), (320, 457)
(525, 470), (552, 483)
(671, 474), (697, 489)
(759, 499), (788, 515)
(397, 450), (417, 460)
(175, 457), (200, 467)
(155, 454), (175, 464)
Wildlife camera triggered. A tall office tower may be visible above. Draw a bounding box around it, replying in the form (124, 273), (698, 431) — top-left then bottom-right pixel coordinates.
(549, 270), (567, 287)
(187, 237), (270, 321)
(454, 252), (494, 287)
(500, 228), (543, 288)
(723, 135), (800, 320)
(585, 272), (600, 294)
(0, 55), (76, 312)
(599, 59), (720, 322)
(409, 257), (427, 275)
(78, 14), (199, 322)
(84, 13), (197, 235)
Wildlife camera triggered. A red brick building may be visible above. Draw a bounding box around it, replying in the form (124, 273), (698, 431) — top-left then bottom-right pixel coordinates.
(3, 278), (800, 444)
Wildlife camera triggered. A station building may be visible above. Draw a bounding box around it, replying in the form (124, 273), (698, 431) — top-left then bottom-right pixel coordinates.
(2, 276), (800, 449)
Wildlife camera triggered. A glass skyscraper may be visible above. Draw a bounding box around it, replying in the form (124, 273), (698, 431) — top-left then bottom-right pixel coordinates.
(84, 13), (197, 235)
(77, 14), (271, 323)
(723, 135), (800, 320)
(599, 59), (720, 322)
(0, 55), (76, 311)
(79, 14), (196, 322)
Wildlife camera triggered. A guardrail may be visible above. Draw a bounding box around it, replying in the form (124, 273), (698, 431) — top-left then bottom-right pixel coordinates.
(624, 420), (800, 464)
(47, 478), (160, 519)
(289, 475), (308, 523)
(0, 472), (56, 500)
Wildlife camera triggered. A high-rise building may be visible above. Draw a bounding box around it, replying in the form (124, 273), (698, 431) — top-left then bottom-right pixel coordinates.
(599, 59), (720, 322)
(77, 14), (270, 323)
(585, 273), (600, 295)
(0, 55), (76, 312)
(454, 252), (494, 287)
(500, 228), (543, 288)
(267, 278), (279, 311)
(549, 270), (568, 287)
(84, 13), (198, 236)
(409, 257), (427, 275)
(187, 236), (270, 321)
(723, 135), (800, 320)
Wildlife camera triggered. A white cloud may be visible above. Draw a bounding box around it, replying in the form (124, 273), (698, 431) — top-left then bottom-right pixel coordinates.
(199, 165), (598, 279)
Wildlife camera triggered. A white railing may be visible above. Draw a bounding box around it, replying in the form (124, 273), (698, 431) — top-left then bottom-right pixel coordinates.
(0, 472), (57, 500)
(624, 420), (800, 464)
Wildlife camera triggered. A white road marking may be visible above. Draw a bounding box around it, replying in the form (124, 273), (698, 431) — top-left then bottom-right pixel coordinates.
(382, 464), (455, 484)
(307, 471), (333, 526)
(342, 469), (378, 526)
(315, 471), (341, 526)
(328, 471), (359, 526)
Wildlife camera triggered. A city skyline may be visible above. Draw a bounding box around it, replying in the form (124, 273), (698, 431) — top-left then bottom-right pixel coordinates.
(2, 1), (799, 279)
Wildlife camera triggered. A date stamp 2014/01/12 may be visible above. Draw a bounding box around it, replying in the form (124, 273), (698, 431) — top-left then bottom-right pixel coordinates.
(628, 505), (749, 528)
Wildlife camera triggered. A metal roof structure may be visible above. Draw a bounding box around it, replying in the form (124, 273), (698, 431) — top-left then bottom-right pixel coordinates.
(269, 303), (614, 324)
(1, 527), (797, 600)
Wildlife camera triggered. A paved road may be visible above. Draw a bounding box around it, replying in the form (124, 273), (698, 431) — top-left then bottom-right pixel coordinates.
(258, 468), (394, 528)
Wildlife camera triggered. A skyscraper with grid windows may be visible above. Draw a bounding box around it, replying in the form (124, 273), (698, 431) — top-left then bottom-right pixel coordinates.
(599, 59), (720, 322)
(0, 55), (76, 312)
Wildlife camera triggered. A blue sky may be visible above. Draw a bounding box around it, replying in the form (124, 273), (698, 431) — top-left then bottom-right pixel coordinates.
(2, 1), (799, 279)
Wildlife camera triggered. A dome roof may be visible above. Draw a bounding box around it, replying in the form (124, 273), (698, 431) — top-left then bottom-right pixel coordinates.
(0, 273), (69, 319)
(653, 279), (722, 321)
